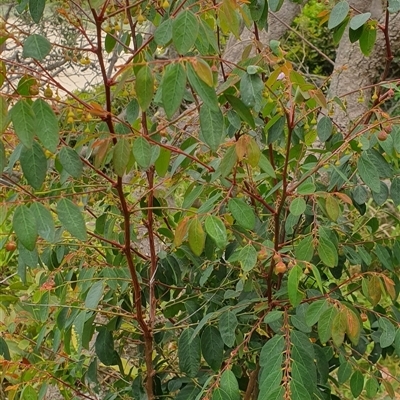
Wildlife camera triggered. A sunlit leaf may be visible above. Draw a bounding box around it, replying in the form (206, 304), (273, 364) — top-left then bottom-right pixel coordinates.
(328, 1), (349, 29)
(32, 99), (59, 153)
(57, 198), (87, 241)
(13, 205), (37, 251)
(228, 198), (256, 230)
(172, 10), (199, 54)
(205, 216), (227, 249)
(20, 141), (47, 189)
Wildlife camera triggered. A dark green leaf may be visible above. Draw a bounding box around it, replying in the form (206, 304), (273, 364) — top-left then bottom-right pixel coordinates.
(21, 385), (38, 400)
(240, 73), (263, 110)
(172, 10), (199, 54)
(13, 205), (37, 251)
(365, 377), (379, 399)
(133, 137), (152, 169)
(57, 198), (87, 241)
(305, 300), (329, 326)
(318, 306), (337, 343)
(288, 264), (303, 307)
(290, 379), (311, 400)
(31, 202), (55, 242)
(390, 177), (400, 206)
(201, 326), (224, 371)
(20, 141), (47, 190)
(269, 0), (284, 12)
(225, 94), (255, 128)
(379, 317), (396, 348)
(220, 370), (240, 400)
(29, 0), (45, 23)
(359, 24), (376, 56)
(59, 147), (83, 178)
(219, 310), (238, 347)
(317, 116), (333, 142)
(0, 141), (5, 172)
(154, 19), (173, 46)
(357, 152), (380, 193)
(85, 281), (103, 310)
(350, 370), (364, 398)
(187, 63), (219, 112)
(135, 66), (154, 111)
(295, 235), (314, 262)
(0, 337), (11, 360)
(318, 236), (338, 267)
(338, 361), (353, 384)
(22, 34), (51, 61)
(32, 98), (59, 153)
(259, 153), (276, 177)
(113, 138), (131, 177)
(228, 198), (256, 230)
(259, 335), (284, 367)
(218, 146), (237, 178)
(204, 216), (227, 249)
(10, 100), (35, 148)
(199, 104), (225, 151)
(178, 328), (201, 377)
(328, 1), (350, 29)
(95, 328), (121, 366)
(125, 99), (139, 124)
(105, 33), (116, 53)
(161, 63), (186, 119)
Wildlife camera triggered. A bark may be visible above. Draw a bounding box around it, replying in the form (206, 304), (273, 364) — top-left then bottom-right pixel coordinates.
(329, 0), (400, 129)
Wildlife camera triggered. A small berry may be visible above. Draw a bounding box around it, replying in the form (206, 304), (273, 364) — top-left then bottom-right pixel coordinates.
(377, 130), (388, 141)
(5, 241), (17, 252)
(44, 85), (53, 98)
(275, 261), (287, 274)
(360, 313), (368, 322)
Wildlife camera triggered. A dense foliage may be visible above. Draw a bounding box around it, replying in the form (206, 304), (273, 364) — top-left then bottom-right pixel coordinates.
(1, 0), (400, 399)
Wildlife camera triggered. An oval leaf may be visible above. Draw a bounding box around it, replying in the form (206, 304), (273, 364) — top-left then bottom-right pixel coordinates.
(22, 34), (51, 61)
(290, 197), (306, 216)
(199, 104), (225, 152)
(57, 198), (87, 241)
(59, 147), (83, 178)
(188, 217), (205, 256)
(201, 326), (224, 371)
(172, 10), (199, 54)
(161, 63), (187, 119)
(135, 66), (154, 111)
(20, 141), (47, 190)
(132, 137), (152, 169)
(31, 202), (55, 242)
(10, 100), (35, 148)
(328, 1), (350, 29)
(13, 205), (38, 251)
(228, 198), (256, 230)
(32, 99), (59, 153)
(204, 216), (227, 249)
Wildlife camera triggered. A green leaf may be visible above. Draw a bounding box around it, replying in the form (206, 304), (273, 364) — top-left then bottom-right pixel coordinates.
(239, 245), (257, 272)
(95, 327), (121, 366)
(21, 385), (38, 400)
(350, 370), (364, 398)
(317, 116), (333, 142)
(326, 195), (341, 221)
(13, 205), (37, 251)
(349, 12), (371, 30)
(218, 310), (238, 347)
(85, 281), (103, 310)
(228, 198), (256, 230)
(290, 380), (311, 400)
(218, 146), (237, 178)
(125, 99), (139, 124)
(172, 10), (199, 54)
(0, 337), (11, 360)
(258, 153), (276, 177)
(288, 264), (304, 307)
(305, 300), (329, 326)
(219, 370), (240, 400)
(318, 306), (338, 343)
(338, 361), (353, 384)
(154, 18), (173, 46)
(390, 176), (400, 206)
(113, 138), (131, 177)
(259, 335), (285, 367)
(29, 0), (45, 23)
(269, 0), (284, 12)
(155, 147), (170, 177)
(365, 377), (379, 399)
(358, 152), (380, 193)
(379, 317), (396, 348)
(22, 34), (51, 61)
(31, 202), (55, 242)
(161, 63), (186, 119)
(57, 198), (87, 241)
(297, 179), (315, 195)
(105, 33), (116, 53)
(225, 94), (255, 128)
(187, 63), (219, 112)
(135, 66), (154, 111)
(188, 217), (205, 256)
(133, 137), (152, 169)
(388, 0), (400, 12)
(10, 100), (36, 148)
(205, 216), (227, 249)
(32, 98), (59, 153)
(264, 311), (283, 324)
(199, 104), (225, 152)
(289, 197), (306, 216)
(178, 328), (201, 377)
(331, 311), (346, 347)
(328, 1), (349, 29)
(20, 141), (47, 190)
(240, 73), (263, 109)
(59, 147), (83, 178)
(201, 326), (224, 371)
(295, 235), (314, 262)
(359, 24), (377, 56)
(318, 237), (338, 267)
